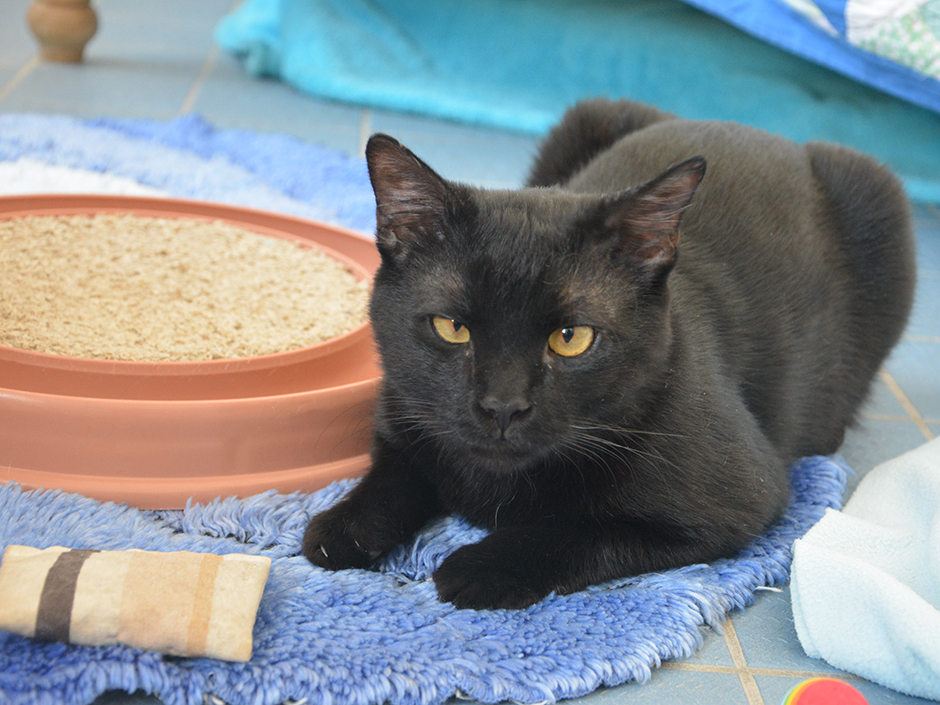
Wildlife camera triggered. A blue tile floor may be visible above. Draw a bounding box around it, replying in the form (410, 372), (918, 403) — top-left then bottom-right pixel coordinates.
(2, 2), (938, 704)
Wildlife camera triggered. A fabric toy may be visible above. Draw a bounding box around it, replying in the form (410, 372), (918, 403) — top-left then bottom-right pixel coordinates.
(0, 545), (270, 662)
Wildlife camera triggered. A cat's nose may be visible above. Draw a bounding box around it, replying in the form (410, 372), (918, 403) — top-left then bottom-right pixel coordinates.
(479, 396), (532, 434)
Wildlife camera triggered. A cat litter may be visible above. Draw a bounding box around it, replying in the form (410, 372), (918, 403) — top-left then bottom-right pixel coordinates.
(0, 214), (370, 361)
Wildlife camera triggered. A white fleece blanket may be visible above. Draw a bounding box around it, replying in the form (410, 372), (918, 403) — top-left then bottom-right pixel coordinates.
(791, 436), (940, 701)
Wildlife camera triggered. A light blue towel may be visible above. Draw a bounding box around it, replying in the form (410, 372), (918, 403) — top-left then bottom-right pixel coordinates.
(792, 437), (940, 701)
(215, 0), (940, 203)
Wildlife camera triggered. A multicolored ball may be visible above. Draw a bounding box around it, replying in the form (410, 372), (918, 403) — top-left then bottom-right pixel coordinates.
(781, 678), (868, 705)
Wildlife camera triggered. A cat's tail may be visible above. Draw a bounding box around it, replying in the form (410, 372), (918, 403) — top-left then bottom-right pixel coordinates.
(526, 98), (674, 188)
(807, 142), (917, 425)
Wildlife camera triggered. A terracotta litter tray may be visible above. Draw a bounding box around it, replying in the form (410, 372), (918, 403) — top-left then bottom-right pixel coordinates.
(0, 194), (382, 509)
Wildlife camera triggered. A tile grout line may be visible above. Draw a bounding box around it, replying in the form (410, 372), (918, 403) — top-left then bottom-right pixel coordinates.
(722, 619), (766, 705)
(659, 662), (864, 681)
(879, 368), (936, 440)
(177, 0), (243, 117)
(177, 44), (219, 117)
(0, 55), (41, 105)
(747, 668), (862, 680)
(861, 412), (940, 424)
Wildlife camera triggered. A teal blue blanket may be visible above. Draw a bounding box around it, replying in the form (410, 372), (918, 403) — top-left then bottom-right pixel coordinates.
(216, 0), (940, 203)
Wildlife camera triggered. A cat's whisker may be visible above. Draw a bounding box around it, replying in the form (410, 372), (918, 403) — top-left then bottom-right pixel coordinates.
(557, 443), (614, 487)
(570, 423), (688, 440)
(565, 429), (683, 478)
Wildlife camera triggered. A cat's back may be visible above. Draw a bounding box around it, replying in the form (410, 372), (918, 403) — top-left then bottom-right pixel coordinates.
(562, 113), (915, 459)
(562, 118), (843, 306)
(563, 117), (846, 327)
(564, 117), (816, 241)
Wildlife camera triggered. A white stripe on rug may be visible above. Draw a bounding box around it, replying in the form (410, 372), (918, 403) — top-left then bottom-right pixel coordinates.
(0, 158), (169, 197)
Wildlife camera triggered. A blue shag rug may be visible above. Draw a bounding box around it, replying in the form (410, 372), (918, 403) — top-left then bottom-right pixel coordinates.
(0, 113), (848, 704)
(215, 0), (940, 204)
(0, 457), (847, 705)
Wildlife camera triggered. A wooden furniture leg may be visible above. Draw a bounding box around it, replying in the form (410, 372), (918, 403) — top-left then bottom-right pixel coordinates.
(26, 0), (98, 63)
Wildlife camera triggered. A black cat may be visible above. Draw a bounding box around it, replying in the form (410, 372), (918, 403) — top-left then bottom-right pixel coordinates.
(303, 99), (916, 610)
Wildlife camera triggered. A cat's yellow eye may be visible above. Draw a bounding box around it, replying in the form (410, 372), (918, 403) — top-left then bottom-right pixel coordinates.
(432, 315), (470, 344)
(548, 326), (595, 357)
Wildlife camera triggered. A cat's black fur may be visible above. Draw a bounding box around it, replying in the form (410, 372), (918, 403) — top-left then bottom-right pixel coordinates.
(303, 99), (916, 610)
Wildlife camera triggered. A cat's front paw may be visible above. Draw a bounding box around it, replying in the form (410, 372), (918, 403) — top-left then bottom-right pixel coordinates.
(433, 540), (551, 610)
(302, 505), (387, 571)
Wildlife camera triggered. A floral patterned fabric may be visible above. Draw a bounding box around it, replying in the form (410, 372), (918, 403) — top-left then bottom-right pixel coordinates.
(787, 0), (940, 80)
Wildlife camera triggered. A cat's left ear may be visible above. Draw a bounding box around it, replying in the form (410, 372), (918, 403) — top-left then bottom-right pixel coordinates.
(602, 156), (706, 276)
(366, 134), (457, 259)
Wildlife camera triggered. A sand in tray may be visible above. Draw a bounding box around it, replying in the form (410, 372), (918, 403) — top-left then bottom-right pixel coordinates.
(0, 214), (371, 362)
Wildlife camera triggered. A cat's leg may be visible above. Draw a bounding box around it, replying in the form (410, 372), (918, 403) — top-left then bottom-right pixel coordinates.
(433, 518), (735, 610)
(302, 438), (443, 570)
(526, 98), (674, 187)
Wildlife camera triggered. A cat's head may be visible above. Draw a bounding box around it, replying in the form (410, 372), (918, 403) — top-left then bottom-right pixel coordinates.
(365, 134), (704, 473)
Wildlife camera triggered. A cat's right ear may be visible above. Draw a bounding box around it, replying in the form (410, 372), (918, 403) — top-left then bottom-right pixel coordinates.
(366, 134), (455, 259)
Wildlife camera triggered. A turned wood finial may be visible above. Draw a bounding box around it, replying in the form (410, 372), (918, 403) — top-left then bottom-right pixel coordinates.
(26, 0), (98, 63)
